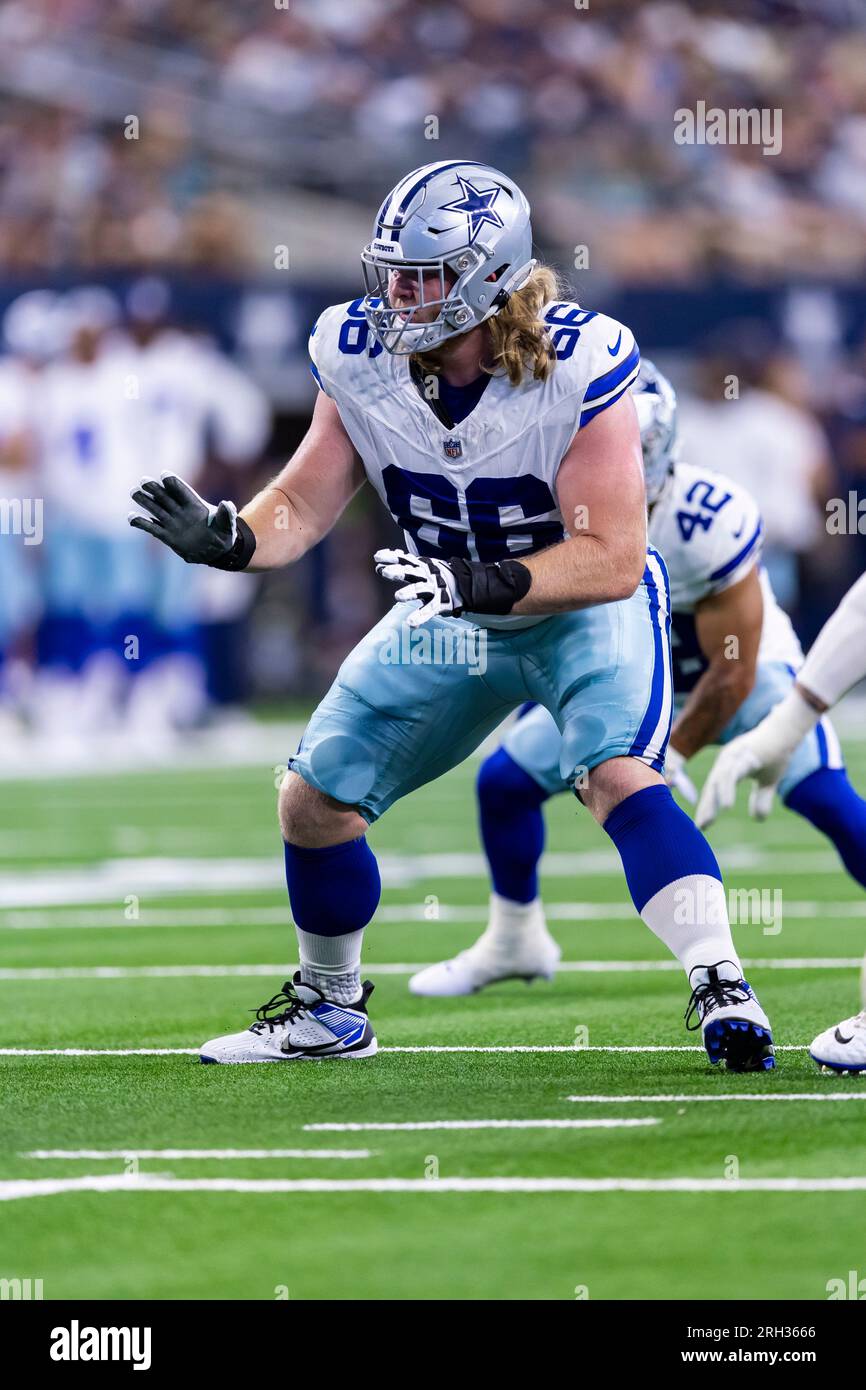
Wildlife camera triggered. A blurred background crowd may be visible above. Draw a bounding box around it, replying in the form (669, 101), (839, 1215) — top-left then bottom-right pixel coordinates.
(1, 0), (866, 748)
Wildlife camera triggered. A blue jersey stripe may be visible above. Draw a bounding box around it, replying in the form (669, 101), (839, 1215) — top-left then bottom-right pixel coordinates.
(629, 555), (670, 761)
(580, 375), (638, 429)
(708, 520), (763, 582)
(583, 343), (640, 403)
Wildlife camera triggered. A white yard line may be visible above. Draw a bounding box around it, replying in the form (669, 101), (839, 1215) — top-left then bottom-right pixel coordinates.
(3, 1174), (866, 1201)
(23, 1148), (374, 1160)
(302, 1119), (659, 1132)
(4, 900), (866, 930)
(4, 899), (866, 931)
(0, 958), (859, 982)
(0, 849), (849, 908)
(0, 1044), (808, 1056)
(565, 1093), (866, 1103)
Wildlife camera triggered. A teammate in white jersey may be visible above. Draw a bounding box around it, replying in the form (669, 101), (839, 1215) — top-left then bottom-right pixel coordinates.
(698, 570), (866, 1072)
(130, 161), (774, 1070)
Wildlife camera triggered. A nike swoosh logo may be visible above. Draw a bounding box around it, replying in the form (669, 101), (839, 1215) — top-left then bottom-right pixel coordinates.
(834, 1027), (854, 1044)
(607, 331), (622, 356)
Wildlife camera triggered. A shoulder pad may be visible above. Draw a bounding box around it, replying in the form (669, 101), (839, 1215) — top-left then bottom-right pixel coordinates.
(540, 302), (639, 426)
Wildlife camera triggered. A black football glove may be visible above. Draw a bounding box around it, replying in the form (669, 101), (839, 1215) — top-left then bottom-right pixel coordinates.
(129, 474), (255, 570)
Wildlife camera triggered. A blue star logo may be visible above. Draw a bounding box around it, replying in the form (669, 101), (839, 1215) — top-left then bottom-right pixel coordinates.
(439, 175), (505, 244)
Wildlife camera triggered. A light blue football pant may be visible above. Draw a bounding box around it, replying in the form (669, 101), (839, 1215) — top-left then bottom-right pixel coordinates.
(290, 550), (674, 823)
(0, 534), (40, 648)
(42, 524), (203, 629)
(502, 659), (844, 802)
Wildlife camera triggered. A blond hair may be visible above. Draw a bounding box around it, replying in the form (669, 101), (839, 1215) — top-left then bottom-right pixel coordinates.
(413, 264), (565, 388)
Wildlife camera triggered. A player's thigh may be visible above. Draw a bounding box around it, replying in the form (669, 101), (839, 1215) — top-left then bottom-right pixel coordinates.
(719, 661), (845, 798)
(289, 607), (513, 822)
(526, 560), (672, 787)
(501, 703), (570, 795)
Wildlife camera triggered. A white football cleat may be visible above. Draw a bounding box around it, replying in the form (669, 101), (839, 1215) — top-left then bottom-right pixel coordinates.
(409, 896), (561, 997)
(685, 962), (775, 1072)
(810, 1010), (866, 1074)
(200, 973), (377, 1063)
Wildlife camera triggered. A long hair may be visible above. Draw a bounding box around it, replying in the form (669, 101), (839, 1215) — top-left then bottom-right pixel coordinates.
(413, 264), (565, 388)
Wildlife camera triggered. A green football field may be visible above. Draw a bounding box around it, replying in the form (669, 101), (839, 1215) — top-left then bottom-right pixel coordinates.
(2, 721), (866, 1301)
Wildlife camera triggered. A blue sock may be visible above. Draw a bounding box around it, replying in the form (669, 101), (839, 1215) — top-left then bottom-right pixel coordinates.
(284, 836), (381, 935)
(603, 783), (721, 912)
(785, 768), (866, 890)
(477, 748), (549, 904)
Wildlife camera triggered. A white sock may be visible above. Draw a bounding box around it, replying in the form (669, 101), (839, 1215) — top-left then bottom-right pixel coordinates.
(295, 928), (363, 1005)
(484, 894), (541, 946)
(638, 875), (742, 981)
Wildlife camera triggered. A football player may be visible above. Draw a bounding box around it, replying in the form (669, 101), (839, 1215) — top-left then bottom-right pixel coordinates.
(130, 161), (774, 1070)
(697, 569), (866, 1072)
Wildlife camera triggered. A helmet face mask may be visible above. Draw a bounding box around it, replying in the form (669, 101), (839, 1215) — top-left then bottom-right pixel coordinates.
(632, 359), (679, 505)
(362, 162), (534, 355)
(361, 251), (478, 356)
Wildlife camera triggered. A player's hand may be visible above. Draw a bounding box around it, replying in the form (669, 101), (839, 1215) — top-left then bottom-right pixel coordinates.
(663, 745), (698, 804)
(129, 474), (251, 569)
(695, 736), (782, 830)
(374, 548), (463, 627)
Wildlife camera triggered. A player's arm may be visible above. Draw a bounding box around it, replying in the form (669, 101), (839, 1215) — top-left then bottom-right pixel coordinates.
(696, 568), (866, 828)
(669, 566), (763, 760)
(375, 392), (646, 625)
(239, 392), (365, 570)
(511, 390), (647, 614)
(129, 391), (365, 572)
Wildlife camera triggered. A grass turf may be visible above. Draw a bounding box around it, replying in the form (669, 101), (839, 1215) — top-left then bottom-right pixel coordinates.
(1, 731), (865, 1300)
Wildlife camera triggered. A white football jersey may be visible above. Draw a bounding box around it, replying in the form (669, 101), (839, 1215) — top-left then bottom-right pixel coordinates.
(309, 297), (640, 626)
(0, 357), (39, 500)
(38, 333), (270, 538)
(649, 460), (802, 693)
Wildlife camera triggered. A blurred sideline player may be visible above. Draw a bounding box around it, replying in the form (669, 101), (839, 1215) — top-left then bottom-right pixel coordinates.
(411, 364), (866, 999)
(35, 286), (140, 738)
(130, 160), (775, 1071)
(0, 291), (55, 733)
(122, 278), (269, 735)
(697, 571), (866, 1071)
(36, 282), (268, 742)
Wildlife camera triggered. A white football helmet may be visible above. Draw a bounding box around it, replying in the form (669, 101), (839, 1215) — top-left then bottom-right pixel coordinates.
(362, 160), (536, 355)
(631, 359), (678, 504)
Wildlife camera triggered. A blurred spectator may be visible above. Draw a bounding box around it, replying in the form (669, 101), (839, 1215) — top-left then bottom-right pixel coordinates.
(0, 1), (864, 279)
(679, 333), (833, 615)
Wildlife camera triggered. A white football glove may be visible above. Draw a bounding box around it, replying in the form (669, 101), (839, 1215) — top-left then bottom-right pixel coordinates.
(695, 688), (821, 829)
(374, 548), (463, 627)
(663, 745), (698, 804)
(694, 737), (779, 830)
(695, 687), (821, 829)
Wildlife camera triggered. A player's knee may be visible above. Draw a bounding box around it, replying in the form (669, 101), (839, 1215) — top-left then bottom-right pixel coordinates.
(583, 756), (664, 825)
(278, 771), (365, 847)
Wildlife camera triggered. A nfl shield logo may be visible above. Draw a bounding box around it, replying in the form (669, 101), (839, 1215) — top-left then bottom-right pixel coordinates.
(443, 437), (462, 459)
